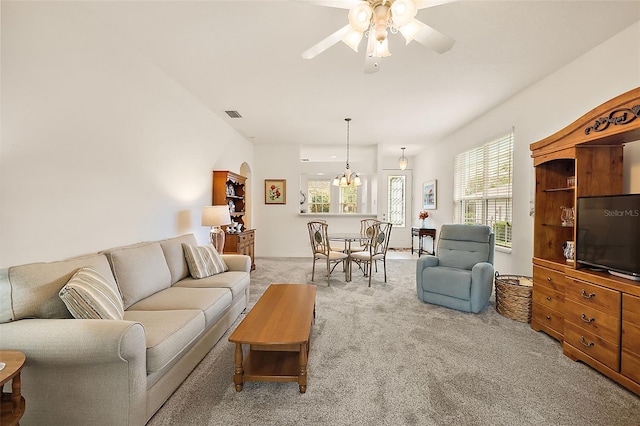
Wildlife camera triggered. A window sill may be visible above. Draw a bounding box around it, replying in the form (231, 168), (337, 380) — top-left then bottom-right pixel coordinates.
(298, 213), (377, 218)
(496, 246), (512, 254)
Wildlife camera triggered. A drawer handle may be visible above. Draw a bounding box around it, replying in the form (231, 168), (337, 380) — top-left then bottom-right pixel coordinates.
(546, 297), (552, 301)
(580, 313), (595, 324)
(581, 289), (596, 299)
(580, 336), (595, 347)
(547, 277), (552, 282)
(546, 315), (551, 320)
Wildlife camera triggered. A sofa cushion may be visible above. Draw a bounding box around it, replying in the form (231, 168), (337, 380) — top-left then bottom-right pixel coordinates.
(123, 309), (205, 373)
(127, 287), (232, 328)
(0, 254), (116, 323)
(182, 244), (229, 279)
(159, 234), (198, 285)
(102, 243), (172, 310)
(422, 266), (472, 300)
(59, 267), (124, 320)
(174, 271), (250, 299)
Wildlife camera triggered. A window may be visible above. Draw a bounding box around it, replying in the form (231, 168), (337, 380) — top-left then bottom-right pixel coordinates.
(453, 131), (514, 248)
(308, 180), (331, 213)
(340, 186), (358, 213)
(387, 175), (406, 227)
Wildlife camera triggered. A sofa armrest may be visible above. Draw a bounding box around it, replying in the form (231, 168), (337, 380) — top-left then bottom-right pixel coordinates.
(0, 318), (147, 425)
(221, 254), (251, 272)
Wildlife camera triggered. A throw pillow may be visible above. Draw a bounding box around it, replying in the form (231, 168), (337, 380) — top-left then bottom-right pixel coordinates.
(182, 243), (229, 279)
(59, 267), (124, 320)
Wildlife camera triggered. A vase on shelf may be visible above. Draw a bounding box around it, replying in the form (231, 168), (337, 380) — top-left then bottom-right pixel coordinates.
(421, 218), (431, 228)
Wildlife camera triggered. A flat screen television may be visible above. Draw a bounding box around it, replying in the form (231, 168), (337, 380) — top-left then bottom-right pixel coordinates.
(576, 194), (640, 281)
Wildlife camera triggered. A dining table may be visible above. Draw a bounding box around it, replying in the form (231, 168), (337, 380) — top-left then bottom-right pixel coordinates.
(328, 233), (366, 282)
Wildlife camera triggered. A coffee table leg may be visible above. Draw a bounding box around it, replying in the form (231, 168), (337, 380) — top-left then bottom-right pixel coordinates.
(298, 342), (308, 393)
(233, 343), (244, 392)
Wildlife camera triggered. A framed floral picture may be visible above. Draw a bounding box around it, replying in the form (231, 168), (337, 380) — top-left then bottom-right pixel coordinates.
(265, 179), (286, 204)
(422, 180), (437, 210)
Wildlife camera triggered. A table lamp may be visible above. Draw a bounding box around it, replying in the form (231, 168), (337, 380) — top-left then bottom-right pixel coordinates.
(202, 206), (232, 253)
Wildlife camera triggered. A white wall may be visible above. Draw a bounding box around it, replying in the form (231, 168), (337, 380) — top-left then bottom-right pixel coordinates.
(252, 144), (379, 258)
(413, 21), (640, 276)
(0, 2), (253, 267)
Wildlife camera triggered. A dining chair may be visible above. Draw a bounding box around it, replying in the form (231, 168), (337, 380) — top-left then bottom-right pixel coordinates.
(307, 221), (348, 285)
(350, 221), (393, 287)
(349, 218), (380, 254)
(314, 219), (349, 253)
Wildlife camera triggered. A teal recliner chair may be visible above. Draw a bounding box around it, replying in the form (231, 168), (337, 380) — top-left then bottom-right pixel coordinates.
(416, 224), (495, 313)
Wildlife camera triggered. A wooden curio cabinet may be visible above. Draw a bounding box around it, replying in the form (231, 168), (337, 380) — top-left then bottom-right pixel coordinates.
(530, 87), (640, 396)
(212, 170), (255, 270)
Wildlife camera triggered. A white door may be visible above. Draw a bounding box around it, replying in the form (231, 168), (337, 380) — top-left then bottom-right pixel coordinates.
(379, 170), (412, 248)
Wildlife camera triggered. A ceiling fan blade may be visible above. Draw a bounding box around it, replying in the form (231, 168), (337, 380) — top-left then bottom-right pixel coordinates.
(295, 0), (363, 9)
(364, 54), (380, 74)
(302, 25), (352, 59)
(411, 19), (455, 54)
(415, 0), (458, 9)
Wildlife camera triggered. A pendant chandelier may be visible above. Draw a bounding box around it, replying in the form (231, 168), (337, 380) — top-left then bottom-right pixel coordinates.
(398, 147), (408, 170)
(332, 118), (361, 187)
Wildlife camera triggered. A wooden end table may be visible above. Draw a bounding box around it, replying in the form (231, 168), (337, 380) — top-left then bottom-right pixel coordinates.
(0, 351), (26, 426)
(229, 284), (317, 393)
(411, 227), (436, 256)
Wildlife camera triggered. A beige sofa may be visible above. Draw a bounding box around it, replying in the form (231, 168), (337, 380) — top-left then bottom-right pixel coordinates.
(0, 233), (250, 425)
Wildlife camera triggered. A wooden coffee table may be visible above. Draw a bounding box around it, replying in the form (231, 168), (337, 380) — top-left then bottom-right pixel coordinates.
(0, 351), (26, 426)
(229, 283), (317, 393)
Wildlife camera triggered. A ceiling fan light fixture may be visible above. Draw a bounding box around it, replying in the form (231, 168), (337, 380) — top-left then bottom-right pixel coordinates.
(391, 0), (418, 27)
(348, 3), (373, 32)
(342, 29), (364, 52)
(367, 33), (391, 58)
(399, 19), (424, 44)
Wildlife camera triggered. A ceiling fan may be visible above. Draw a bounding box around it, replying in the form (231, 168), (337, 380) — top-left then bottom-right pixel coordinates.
(301, 0), (456, 73)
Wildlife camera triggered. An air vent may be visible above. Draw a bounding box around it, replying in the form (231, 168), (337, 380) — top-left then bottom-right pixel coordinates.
(225, 110), (242, 118)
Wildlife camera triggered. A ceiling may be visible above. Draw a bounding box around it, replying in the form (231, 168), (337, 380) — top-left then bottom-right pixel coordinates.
(86, 1), (640, 159)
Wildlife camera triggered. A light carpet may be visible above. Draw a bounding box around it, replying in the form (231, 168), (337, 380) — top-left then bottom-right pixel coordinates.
(148, 257), (640, 426)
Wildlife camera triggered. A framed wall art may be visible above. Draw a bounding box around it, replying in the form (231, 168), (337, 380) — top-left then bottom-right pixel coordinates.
(265, 179), (286, 204)
(422, 180), (437, 210)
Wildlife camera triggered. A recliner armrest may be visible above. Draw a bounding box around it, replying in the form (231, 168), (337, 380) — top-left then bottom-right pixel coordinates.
(470, 262), (494, 313)
(416, 256), (439, 302)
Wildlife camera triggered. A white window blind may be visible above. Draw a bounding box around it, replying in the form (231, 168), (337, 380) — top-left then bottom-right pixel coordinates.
(454, 131), (514, 248)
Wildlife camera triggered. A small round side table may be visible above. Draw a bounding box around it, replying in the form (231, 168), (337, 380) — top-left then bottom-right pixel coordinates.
(0, 351), (26, 426)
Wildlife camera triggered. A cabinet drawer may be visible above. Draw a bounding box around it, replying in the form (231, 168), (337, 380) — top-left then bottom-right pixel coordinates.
(622, 349), (640, 384)
(532, 284), (564, 312)
(565, 299), (620, 343)
(623, 293), (640, 325)
(564, 322), (620, 371)
(622, 316), (640, 355)
(533, 265), (566, 292)
(532, 304), (564, 333)
(565, 279), (621, 315)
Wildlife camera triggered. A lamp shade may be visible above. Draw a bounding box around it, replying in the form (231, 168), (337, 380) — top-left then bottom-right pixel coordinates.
(202, 206), (232, 227)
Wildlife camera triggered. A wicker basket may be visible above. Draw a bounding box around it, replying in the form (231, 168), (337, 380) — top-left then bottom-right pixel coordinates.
(494, 273), (533, 323)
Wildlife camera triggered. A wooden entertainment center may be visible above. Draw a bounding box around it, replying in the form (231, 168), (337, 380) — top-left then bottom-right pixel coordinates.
(530, 87), (640, 396)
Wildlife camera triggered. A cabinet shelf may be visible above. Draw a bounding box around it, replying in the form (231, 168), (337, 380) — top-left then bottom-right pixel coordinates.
(213, 170), (255, 270)
(543, 187), (575, 192)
